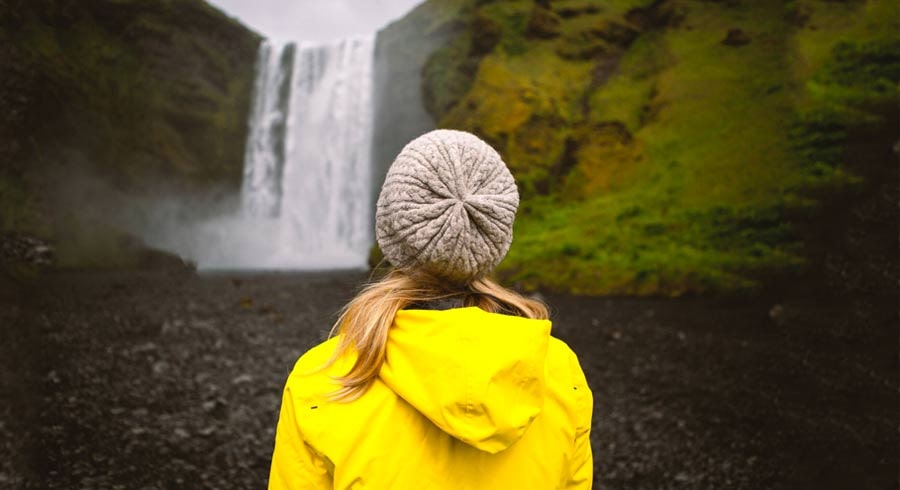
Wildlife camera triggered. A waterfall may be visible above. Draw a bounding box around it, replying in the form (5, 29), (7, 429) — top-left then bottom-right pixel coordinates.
(240, 37), (376, 269)
(241, 42), (295, 218)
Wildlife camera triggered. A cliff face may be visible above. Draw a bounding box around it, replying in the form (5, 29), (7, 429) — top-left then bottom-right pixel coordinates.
(416, 0), (898, 295)
(0, 0), (261, 238)
(371, 1), (466, 198)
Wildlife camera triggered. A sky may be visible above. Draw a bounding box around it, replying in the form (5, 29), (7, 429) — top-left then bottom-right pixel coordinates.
(207, 0), (424, 42)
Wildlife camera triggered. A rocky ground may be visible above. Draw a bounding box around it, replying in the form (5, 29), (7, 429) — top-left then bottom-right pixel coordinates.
(0, 264), (895, 490)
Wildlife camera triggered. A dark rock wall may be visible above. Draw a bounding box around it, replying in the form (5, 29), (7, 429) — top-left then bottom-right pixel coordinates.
(370, 1), (458, 203)
(0, 0), (262, 235)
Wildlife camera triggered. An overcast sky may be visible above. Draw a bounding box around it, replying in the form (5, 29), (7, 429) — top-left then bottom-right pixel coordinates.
(207, 0), (424, 42)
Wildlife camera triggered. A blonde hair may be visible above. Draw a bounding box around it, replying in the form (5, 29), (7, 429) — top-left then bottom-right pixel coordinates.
(325, 268), (549, 400)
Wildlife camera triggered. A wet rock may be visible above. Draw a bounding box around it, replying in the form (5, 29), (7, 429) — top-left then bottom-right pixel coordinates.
(190, 318), (216, 331)
(590, 20), (638, 48)
(722, 28), (751, 46)
(556, 30), (609, 60)
(784, 2), (812, 26)
(152, 361), (170, 375)
(132, 342), (157, 354)
(526, 6), (561, 39)
(556, 21), (638, 61)
(197, 426), (216, 437)
(555, 5), (600, 19)
(768, 303), (788, 326)
(470, 13), (502, 55)
(0, 233), (54, 266)
(625, 2), (686, 30)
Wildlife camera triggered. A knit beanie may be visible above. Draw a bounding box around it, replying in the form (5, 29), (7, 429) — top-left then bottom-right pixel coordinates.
(375, 129), (519, 283)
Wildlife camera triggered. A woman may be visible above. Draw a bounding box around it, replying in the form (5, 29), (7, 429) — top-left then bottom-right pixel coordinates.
(268, 129), (594, 489)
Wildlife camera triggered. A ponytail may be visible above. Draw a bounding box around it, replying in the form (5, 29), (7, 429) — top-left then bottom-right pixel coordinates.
(324, 268), (548, 400)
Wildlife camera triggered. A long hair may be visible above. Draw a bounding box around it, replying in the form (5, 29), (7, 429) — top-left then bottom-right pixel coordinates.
(324, 268), (549, 401)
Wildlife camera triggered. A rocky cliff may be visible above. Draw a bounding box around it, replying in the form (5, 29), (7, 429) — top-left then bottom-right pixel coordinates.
(0, 0), (261, 256)
(414, 0), (898, 295)
(371, 0), (466, 199)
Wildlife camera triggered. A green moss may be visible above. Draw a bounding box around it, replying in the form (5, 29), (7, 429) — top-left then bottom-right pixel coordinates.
(426, 0), (898, 295)
(587, 32), (668, 130)
(0, 175), (45, 234)
(503, 190), (806, 295)
(553, 0), (657, 17)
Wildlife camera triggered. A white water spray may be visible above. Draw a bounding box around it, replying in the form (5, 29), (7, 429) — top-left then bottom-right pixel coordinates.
(129, 37), (377, 270)
(229, 37), (376, 269)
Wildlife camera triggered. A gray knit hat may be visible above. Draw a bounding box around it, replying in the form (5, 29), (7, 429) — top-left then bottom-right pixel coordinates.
(375, 129), (519, 283)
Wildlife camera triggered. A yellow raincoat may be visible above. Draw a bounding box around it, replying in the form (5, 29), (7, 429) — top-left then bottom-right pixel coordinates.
(268, 307), (593, 489)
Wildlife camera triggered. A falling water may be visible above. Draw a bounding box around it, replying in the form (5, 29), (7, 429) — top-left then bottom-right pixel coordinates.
(239, 37), (376, 269)
(241, 42), (296, 218)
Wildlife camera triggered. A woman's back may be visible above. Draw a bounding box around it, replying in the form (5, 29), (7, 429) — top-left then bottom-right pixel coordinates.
(269, 307), (592, 489)
(267, 129), (594, 488)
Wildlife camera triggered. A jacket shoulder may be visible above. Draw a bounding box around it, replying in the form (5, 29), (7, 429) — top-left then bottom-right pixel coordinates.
(546, 336), (592, 424)
(292, 337), (340, 372)
(547, 337), (589, 385)
(284, 337), (345, 399)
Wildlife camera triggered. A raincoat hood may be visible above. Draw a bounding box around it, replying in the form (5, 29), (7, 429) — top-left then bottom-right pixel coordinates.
(378, 307), (552, 454)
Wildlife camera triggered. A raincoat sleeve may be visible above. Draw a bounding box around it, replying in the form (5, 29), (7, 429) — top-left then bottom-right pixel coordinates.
(566, 350), (594, 489)
(268, 384), (332, 490)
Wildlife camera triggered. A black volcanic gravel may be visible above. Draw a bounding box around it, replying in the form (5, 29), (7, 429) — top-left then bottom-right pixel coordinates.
(0, 268), (895, 489)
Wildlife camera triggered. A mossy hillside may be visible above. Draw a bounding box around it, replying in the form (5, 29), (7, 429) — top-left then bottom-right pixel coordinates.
(0, 0), (261, 239)
(790, 1), (899, 174)
(422, 0), (898, 295)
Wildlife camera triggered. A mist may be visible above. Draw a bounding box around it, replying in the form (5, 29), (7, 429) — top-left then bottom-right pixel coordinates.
(91, 1), (425, 271)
